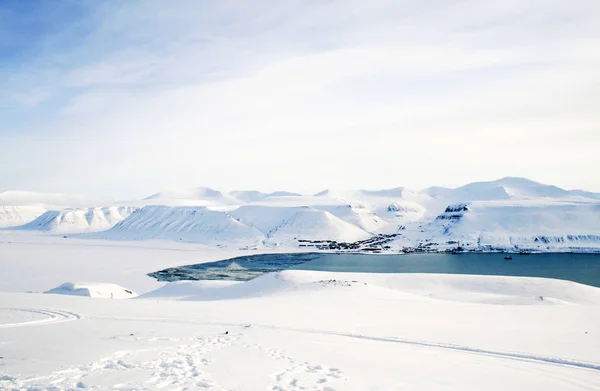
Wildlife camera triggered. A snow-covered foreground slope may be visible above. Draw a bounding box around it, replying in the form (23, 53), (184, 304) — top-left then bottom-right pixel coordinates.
(1, 266), (600, 390)
(1, 234), (600, 389)
(18, 206), (136, 234)
(141, 270), (600, 305)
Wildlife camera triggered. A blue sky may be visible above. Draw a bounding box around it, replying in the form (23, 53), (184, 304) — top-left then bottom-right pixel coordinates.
(1, 0), (599, 199)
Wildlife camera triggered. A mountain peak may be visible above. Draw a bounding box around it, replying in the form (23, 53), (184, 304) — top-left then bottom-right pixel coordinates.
(145, 187), (225, 201)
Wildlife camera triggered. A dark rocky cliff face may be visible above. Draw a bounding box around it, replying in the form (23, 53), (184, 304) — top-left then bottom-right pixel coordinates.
(436, 204), (469, 221)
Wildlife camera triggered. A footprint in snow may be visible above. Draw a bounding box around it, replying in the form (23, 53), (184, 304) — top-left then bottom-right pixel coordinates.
(5, 334), (237, 391)
(270, 361), (345, 390)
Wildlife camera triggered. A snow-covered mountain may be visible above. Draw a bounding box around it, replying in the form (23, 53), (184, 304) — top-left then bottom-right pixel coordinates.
(260, 207), (371, 245)
(3, 177), (600, 252)
(569, 189), (600, 201)
(95, 206), (265, 244)
(229, 190), (301, 203)
(143, 187), (238, 206)
(19, 206), (136, 234)
(423, 177), (578, 203)
(402, 199), (600, 252)
(93, 204), (372, 246)
(138, 188), (303, 207)
(315, 187), (433, 210)
(0, 191), (114, 229)
(0, 206), (46, 228)
(316, 203), (389, 233)
(0, 190), (112, 209)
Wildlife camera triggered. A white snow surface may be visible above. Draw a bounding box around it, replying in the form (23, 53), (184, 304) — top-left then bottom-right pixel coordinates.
(45, 282), (137, 299)
(139, 270), (600, 305)
(0, 234), (600, 390)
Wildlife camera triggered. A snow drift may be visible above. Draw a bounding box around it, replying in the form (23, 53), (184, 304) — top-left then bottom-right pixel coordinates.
(45, 282), (137, 299)
(140, 270), (600, 305)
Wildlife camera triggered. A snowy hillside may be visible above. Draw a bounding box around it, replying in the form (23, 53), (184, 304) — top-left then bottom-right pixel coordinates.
(0, 191), (116, 230)
(316, 203), (389, 233)
(261, 208), (371, 245)
(381, 200), (429, 223)
(92, 205), (371, 246)
(410, 199), (600, 252)
(142, 270), (600, 305)
(232, 204), (389, 236)
(95, 205), (265, 244)
(0, 206), (46, 228)
(570, 190), (600, 200)
(230, 205), (306, 234)
(19, 206), (136, 234)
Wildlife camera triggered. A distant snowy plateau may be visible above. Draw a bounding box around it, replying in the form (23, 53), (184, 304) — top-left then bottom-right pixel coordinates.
(2, 177), (600, 253)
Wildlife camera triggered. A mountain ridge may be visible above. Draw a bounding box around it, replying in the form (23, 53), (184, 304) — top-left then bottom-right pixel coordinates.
(3, 177), (600, 253)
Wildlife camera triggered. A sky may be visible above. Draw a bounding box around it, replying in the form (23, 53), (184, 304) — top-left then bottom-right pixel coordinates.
(1, 0), (599, 199)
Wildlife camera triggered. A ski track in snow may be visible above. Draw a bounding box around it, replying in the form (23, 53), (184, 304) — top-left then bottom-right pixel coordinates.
(1, 313), (599, 390)
(0, 308), (80, 329)
(85, 315), (600, 374)
(284, 327), (600, 373)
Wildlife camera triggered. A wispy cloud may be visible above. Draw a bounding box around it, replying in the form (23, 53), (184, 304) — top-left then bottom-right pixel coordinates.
(1, 0), (599, 198)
